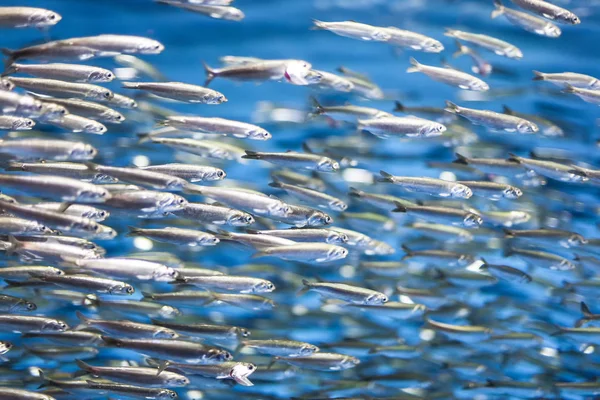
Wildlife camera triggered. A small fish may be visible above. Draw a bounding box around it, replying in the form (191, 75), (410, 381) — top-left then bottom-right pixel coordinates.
(427, 318), (492, 342)
(114, 54), (167, 81)
(0, 90), (43, 116)
(0, 115), (35, 130)
(127, 226), (218, 247)
(502, 105), (563, 136)
(0, 174), (111, 203)
(508, 153), (587, 182)
(479, 260), (532, 283)
(253, 243), (348, 263)
(0, 265), (63, 279)
(151, 137), (244, 160)
(241, 339), (319, 357)
(504, 228), (587, 248)
(0, 139), (97, 161)
(402, 244), (474, 267)
(58, 34), (165, 54)
(0, 293), (37, 312)
(46, 114), (107, 134)
(274, 352), (360, 371)
(151, 319), (250, 342)
(0, 314), (68, 333)
(76, 311), (178, 338)
(358, 116), (446, 138)
(21, 330), (102, 346)
(160, 115), (270, 140)
(7, 77), (113, 101)
(178, 275), (275, 293)
(378, 170), (472, 198)
(32, 96), (125, 123)
(243, 149), (339, 172)
(149, 358), (256, 386)
(310, 69), (354, 92)
(409, 222), (474, 243)
(509, 0), (580, 24)
(407, 58), (489, 91)
(214, 229), (295, 249)
(1, 42), (106, 64)
(104, 190), (187, 216)
(563, 84), (600, 105)
(85, 163), (187, 190)
(158, 1), (245, 21)
(445, 28), (522, 59)
(533, 71), (600, 89)
(0, 388), (56, 400)
(0, 6), (61, 28)
(5, 63), (114, 82)
(312, 20), (392, 42)
(83, 381), (179, 400)
(140, 164), (225, 182)
(506, 247), (576, 270)
(393, 202), (483, 227)
(205, 292), (275, 311)
(452, 40), (493, 76)
(175, 201), (254, 226)
(0, 216), (53, 236)
(73, 257), (180, 282)
(445, 101), (539, 133)
(28, 202), (109, 221)
(249, 228), (348, 245)
(269, 180), (346, 211)
(456, 180), (522, 200)
(123, 81), (226, 104)
(203, 58), (312, 85)
(310, 97), (391, 123)
(300, 279), (387, 304)
(348, 187), (416, 210)
(75, 359), (189, 387)
(492, 1), (562, 37)
(384, 26), (444, 52)
(6, 162), (114, 183)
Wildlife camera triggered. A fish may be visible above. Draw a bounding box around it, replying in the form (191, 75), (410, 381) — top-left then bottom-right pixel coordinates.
(0, 6), (61, 28)
(378, 170), (472, 198)
(393, 202), (483, 227)
(0, 115), (35, 130)
(299, 279), (387, 304)
(6, 77), (114, 100)
(241, 339), (319, 357)
(127, 226), (219, 246)
(203, 58), (312, 86)
(309, 97), (391, 122)
(493, 1), (562, 37)
(84, 163), (188, 190)
(174, 202), (255, 226)
(253, 243), (348, 263)
(407, 58), (489, 91)
(57, 34), (165, 54)
(140, 164), (226, 182)
(75, 359), (189, 387)
(157, 1), (245, 21)
(533, 70), (600, 89)
(147, 358), (256, 386)
(0, 90), (44, 116)
(384, 26), (444, 52)
(150, 137), (244, 160)
(445, 28), (522, 58)
(151, 319), (250, 342)
(29, 274), (134, 295)
(273, 352), (360, 371)
(358, 116), (446, 138)
(508, 153), (588, 182)
(0, 139), (97, 161)
(504, 228), (587, 248)
(312, 20), (392, 42)
(563, 84), (600, 105)
(213, 229), (296, 249)
(104, 190), (187, 216)
(0, 174), (111, 203)
(445, 101), (539, 133)
(5, 63), (114, 82)
(31, 96), (125, 123)
(248, 228), (348, 244)
(45, 114), (107, 134)
(508, 0), (580, 24)
(123, 81), (226, 104)
(242, 150), (339, 172)
(0, 315), (68, 333)
(268, 180), (347, 211)
(159, 115), (270, 140)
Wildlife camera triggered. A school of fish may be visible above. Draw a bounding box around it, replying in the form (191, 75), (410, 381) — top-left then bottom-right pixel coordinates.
(0, 0), (598, 399)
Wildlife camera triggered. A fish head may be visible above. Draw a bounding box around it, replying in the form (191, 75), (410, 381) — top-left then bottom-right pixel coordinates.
(27, 100), (44, 117)
(422, 39), (444, 53)
(158, 305), (181, 318)
(317, 157), (339, 172)
(503, 186), (522, 199)
(102, 110), (125, 123)
(329, 199), (347, 211)
(42, 319), (69, 332)
(12, 118), (35, 130)
(236, 327), (251, 338)
(156, 328), (179, 339)
(299, 343), (319, 356)
(154, 266), (180, 282)
(208, 348), (233, 362)
(248, 128), (271, 141)
(222, 8), (245, 21)
(228, 211), (255, 226)
(157, 389), (178, 400)
(139, 40), (165, 54)
(166, 376), (189, 387)
(159, 194), (188, 212)
(327, 230), (348, 244)
(327, 246), (348, 261)
(308, 211), (333, 226)
(365, 292), (388, 305)
(14, 300), (37, 312)
(77, 188), (111, 202)
(40, 102), (68, 121)
(207, 168), (227, 181)
(88, 70), (115, 82)
(112, 283), (135, 295)
(341, 355), (361, 369)
(562, 11), (580, 24)
(86, 208), (110, 221)
(30, 10), (62, 27)
(230, 363), (256, 386)
(469, 80), (489, 92)
(95, 225), (117, 240)
(544, 24), (562, 38)
(86, 122), (107, 134)
(463, 213), (483, 227)
(0, 79), (14, 91)
(254, 280), (275, 293)
(451, 184), (472, 199)
(0, 341), (12, 354)
(516, 121), (538, 134)
(203, 92), (227, 104)
(72, 143), (98, 160)
(506, 46), (523, 60)
(568, 234), (588, 247)
(421, 122), (446, 137)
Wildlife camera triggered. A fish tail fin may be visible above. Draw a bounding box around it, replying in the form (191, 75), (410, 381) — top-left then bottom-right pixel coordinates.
(453, 152), (469, 164)
(136, 132), (152, 143)
(491, 0), (504, 18)
(141, 291), (154, 300)
(2, 63), (17, 77)
(126, 226), (142, 237)
(401, 244), (412, 255)
(309, 96), (325, 116)
(393, 101), (404, 112)
(444, 100), (460, 114)
(452, 40), (468, 58)
(6, 235), (21, 256)
(406, 57), (421, 73)
(502, 105), (513, 114)
(532, 70), (545, 81)
(297, 279), (311, 297)
(75, 310), (91, 324)
(0, 49), (15, 68)
(75, 359), (93, 373)
(348, 187), (362, 197)
(203, 61), (216, 86)
(100, 336), (122, 347)
(121, 82), (139, 89)
(563, 84), (577, 93)
(574, 318), (587, 328)
(392, 201), (407, 213)
(251, 250), (267, 259)
(311, 19), (326, 30)
(581, 301), (593, 317)
(268, 181), (283, 189)
(503, 228), (515, 238)
(377, 170), (395, 183)
(242, 150), (262, 160)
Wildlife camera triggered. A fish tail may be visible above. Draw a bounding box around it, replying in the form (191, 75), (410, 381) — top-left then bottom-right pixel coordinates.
(406, 57), (421, 73)
(401, 244), (413, 255)
(503, 228), (515, 238)
(507, 153), (521, 163)
(309, 96), (325, 115)
(251, 250), (268, 259)
(502, 105), (513, 114)
(393, 101), (404, 112)
(311, 19), (326, 30)
(574, 318), (588, 328)
(563, 84), (577, 93)
(100, 336), (123, 347)
(75, 310), (91, 324)
(2, 63), (17, 77)
(532, 70), (545, 81)
(297, 280), (311, 297)
(0, 49), (15, 68)
(121, 82), (140, 89)
(141, 291), (155, 300)
(444, 100), (460, 114)
(581, 301), (593, 317)
(348, 187), (362, 197)
(75, 359), (94, 373)
(268, 181), (283, 189)
(392, 202), (407, 213)
(203, 61), (216, 86)
(126, 226), (142, 237)
(453, 153), (469, 164)
(452, 40), (468, 58)
(377, 170), (395, 183)
(491, 0), (504, 18)
(242, 150), (262, 160)
(5, 235), (21, 256)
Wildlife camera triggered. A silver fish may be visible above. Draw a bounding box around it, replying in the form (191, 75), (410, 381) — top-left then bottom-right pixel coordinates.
(174, 202), (254, 226)
(158, 1), (245, 21)
(0, 174), (110, 203)
(453, 40), (493, 76)
(123, 81), (226, 104)
(300, 279), (387, 304)
(160, 115), (270, 140)
(492, 0), (562, 37)
(0, 90), (43, 116)
(445, 29), (522, 58)
(445, 101), (539, 133)
(204, 58), (312, 85)
(214, 229), (295, 249)
(393, 202), (483, 227)
(508, 153), (587, 182)
(0, 139), (97, 161)
(0, 6), (61, 28)
(6, 162), (114, 183)
(151, 319), (250, 342)
(407, 58), (489, 91)
(151, 137), (244, 160)
(33, 96), (125, 123)
(0, 315), (68, 333)
(242, 150), (339, 172)
(140, 163), (225, 182)
(533, 70), (600, 89)
(59, 34), (165, 54)
(76, 311), (178, 338)
(75, 359), (189, 387)
(72, 257), (179, 282)
(127, 226), (219, 246)
(5, 63), (114, 82)
(456, 180), (522, 200)
(269, 180), (347, 211)
(85, 163), (187, 190)
(312, 20), (392, 42)
(253, 243), (347, 263)
(384, 26), (444, 52)
(508, 0), (580, 24)
(0, 115), (35, 130)
(46, 114), (107, 134)
(241, 339), (319, 357)
(378, 170), (472, 198)
(249, 228), (348, 244)
(7, 77), (113, 100)
(563, 84), (600, 105)
(178, 275), (275, 293)
(34, 274), (133, 295)
(104, 190), (187, 216)
(274, 352), (360, 371)
(358, 116), (446, 138)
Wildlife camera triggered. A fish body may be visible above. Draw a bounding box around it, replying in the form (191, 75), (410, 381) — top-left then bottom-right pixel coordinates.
(407, 58), (489, 91)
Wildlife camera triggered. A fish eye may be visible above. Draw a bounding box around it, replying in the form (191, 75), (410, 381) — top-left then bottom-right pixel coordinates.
(170, 393), (176, 399)
(245, 215), (254, 223)
(178, 198), (186, 204)
(126, 286), (134, 294)
(106, 72), (114, 79)
(27, 302), (36, 310)
(49, 14), (56, 20)
(56, 269), (63, 275)
(248, 364), (255, 370)
(217, 170), (225, 178)
(324, 216), (332, 224)
(103, 91), (112, 98)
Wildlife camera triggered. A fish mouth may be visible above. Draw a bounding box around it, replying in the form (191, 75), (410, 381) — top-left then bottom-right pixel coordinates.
(230, 365), (254, 386)
(284, 71), (291, 82)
